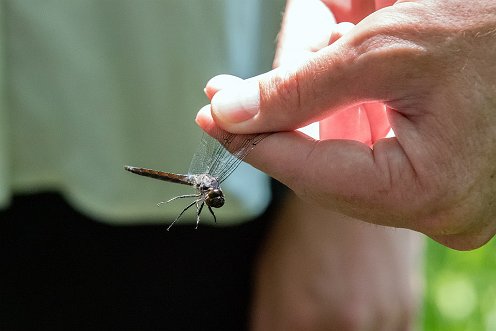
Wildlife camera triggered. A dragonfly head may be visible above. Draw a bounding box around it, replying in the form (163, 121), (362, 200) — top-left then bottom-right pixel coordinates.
(205, 188), (225, 208)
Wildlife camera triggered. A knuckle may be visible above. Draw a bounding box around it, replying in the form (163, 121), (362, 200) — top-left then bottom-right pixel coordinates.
(260, 69), (303, 129)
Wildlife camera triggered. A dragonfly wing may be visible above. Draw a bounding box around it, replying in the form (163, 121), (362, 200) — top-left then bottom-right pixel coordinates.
(188, 132), (219, 176)
(215, 131), (269, 183)
(188, 126), (269, 183)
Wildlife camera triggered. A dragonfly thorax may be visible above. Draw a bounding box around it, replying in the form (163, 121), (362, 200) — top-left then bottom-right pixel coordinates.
(192, 173), (224, 208)
(193, 173), (220, 191)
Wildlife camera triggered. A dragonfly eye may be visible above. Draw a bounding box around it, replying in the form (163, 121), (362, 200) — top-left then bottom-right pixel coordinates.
(205, 189), (225, 208)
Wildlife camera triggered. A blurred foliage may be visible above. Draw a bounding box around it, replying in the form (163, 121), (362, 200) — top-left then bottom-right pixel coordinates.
(422, 237), (496, 330)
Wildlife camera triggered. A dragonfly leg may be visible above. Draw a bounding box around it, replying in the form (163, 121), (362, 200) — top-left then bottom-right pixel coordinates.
(157, 194), (199, 207)
(195, 201), (205, 229)
(207, 205), (217, 224)
(166, 199), (198, 231)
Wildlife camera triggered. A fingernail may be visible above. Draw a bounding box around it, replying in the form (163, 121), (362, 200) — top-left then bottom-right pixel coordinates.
(211, 81), (260, 123)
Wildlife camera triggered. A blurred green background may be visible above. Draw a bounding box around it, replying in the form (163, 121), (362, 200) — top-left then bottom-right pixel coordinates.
(422, 237), (496, 330)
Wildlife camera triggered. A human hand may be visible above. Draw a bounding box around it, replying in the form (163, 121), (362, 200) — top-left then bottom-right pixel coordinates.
(203, 31), (423, 330)
(250, 193), (423, 331)
(198, 0), (496, 250)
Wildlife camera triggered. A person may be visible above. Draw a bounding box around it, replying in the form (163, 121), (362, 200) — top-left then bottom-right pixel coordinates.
(199, 0), (496, 251)
(0, 1), (423, 330)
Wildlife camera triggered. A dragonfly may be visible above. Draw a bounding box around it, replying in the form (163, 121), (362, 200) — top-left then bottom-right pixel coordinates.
(124, 127), (268, 230)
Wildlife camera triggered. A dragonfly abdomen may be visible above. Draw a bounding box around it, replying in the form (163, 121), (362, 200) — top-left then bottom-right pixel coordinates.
(124, 166), (192, 186)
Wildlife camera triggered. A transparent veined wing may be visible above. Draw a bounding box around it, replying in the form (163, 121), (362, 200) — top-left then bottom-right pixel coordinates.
(187, 127), (269, 183)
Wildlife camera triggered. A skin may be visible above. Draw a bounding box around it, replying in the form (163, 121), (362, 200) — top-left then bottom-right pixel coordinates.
(205, 2), (424, 329)
(198, 0), (496, 250)
(205, 81), (423, 331)
(250, 194), (423, 331)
